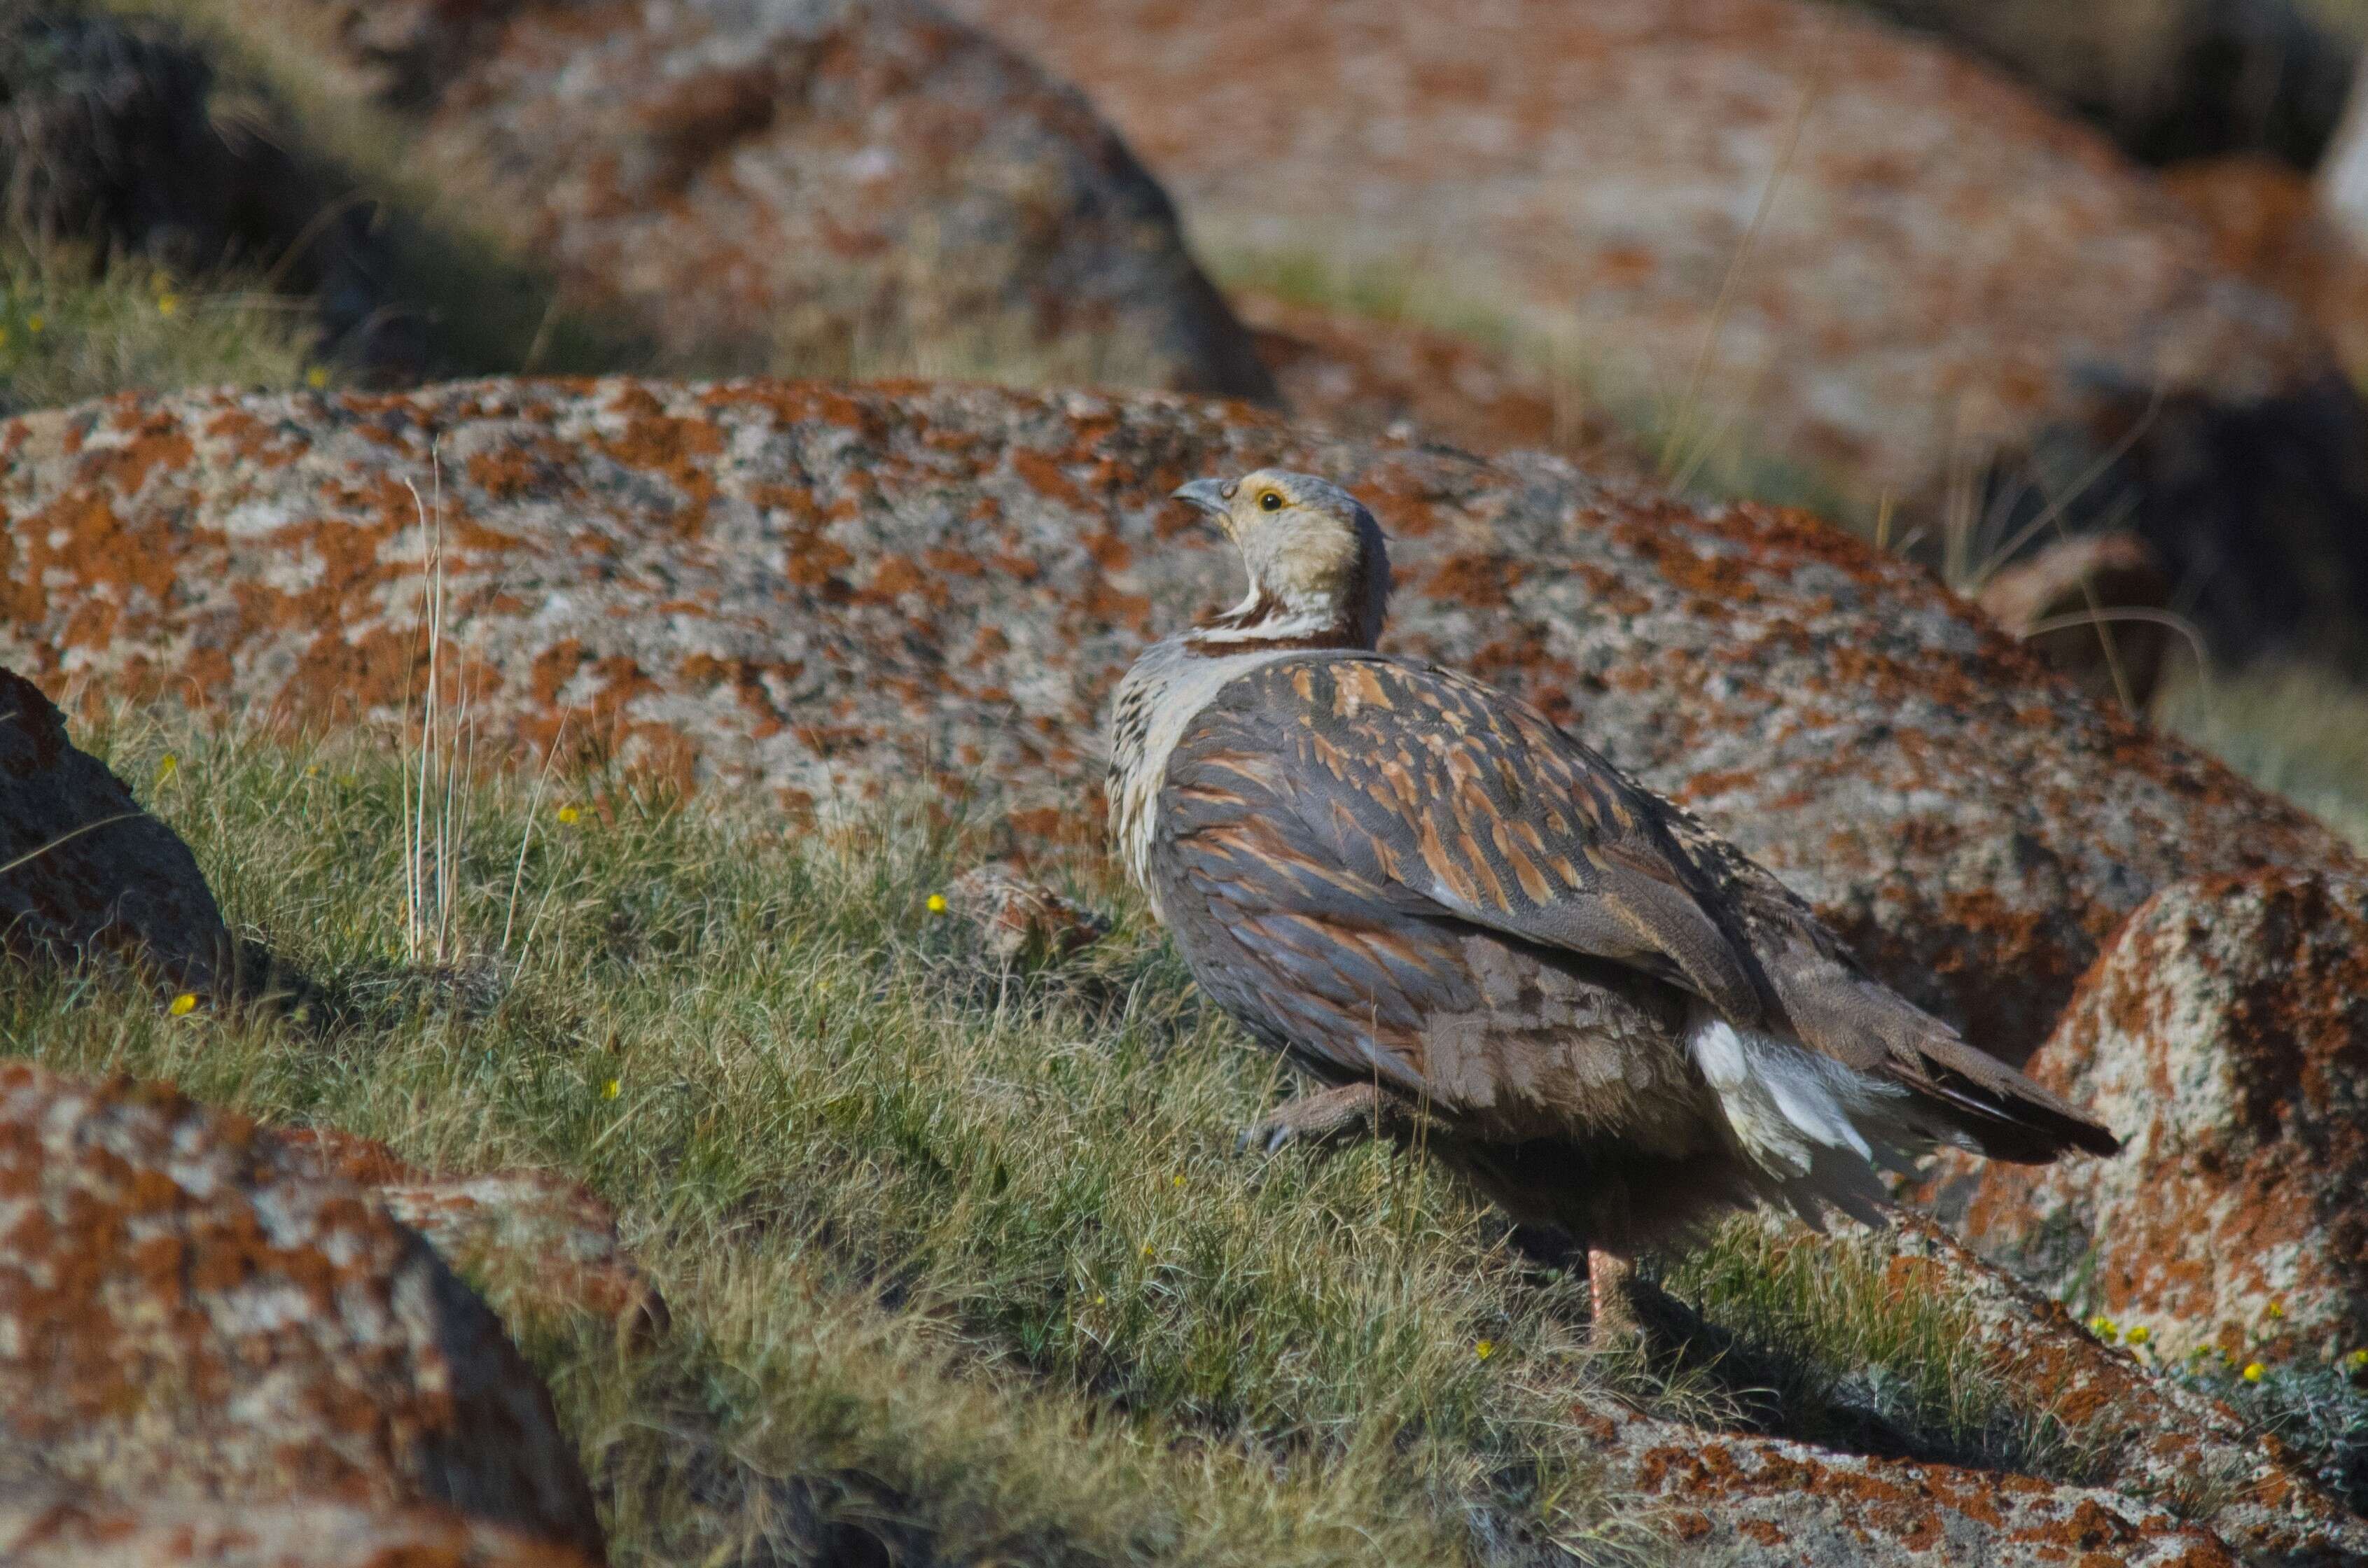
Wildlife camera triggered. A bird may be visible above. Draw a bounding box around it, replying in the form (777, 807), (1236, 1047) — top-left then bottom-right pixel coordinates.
(1105, 468), (2119, 1336)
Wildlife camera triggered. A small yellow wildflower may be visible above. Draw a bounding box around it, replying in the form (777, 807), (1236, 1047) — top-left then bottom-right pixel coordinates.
(1140, 1242), (1155, 1259)
(601, 1079), (621, 1100)
(306, 366), (328, 389)
(1475, 1340), (1495, 1361)
(2087, 1315), (2119, 1343)
(556, 804), (581, 824)
(926, 892), (948, 914)
(2243, 1362), (2266, 1382)
(167, 993), (197, 1017)
(2266, 1298), (2285, 1320)
(26, 313), (43, 333)
(1171, 1173), (1186, 1187)
(157, 293), (179, 318)
(2349, 1348), (2368, 1369)
(305, 764), (321, 778)
(2124, 1324), (2150, 1348)
(154, 753), (178, 786)
(1093, 1293), (1106, 1306)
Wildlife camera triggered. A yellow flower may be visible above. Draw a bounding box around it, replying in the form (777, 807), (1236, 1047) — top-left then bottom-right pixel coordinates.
(2266, 1298), (2285, 1320)
(1475, 1340), (1495, 1361)
(306, 366), (328, 389)
(26, 313), (43, 333)
(1140, 1242), (1155, 1259)
(2243, 1362), (2266, 1382)
(154, 753), (178, 786)
(2124, 1324), (2150, 1347)
(2087, 1315), (2118, 1343)
(167, 993), (197, 1017)
(305, 764), (321, 778)
(1171, 1173), (1186, 1187)
(556, 804), (580, 824)
(2349, 1348), (2368, 1369)
(601, 1078), (621, 1100)
(926, 893), (948, 914)
(157, 293), (179, 317)
(1092, 1293), (1106, 1306)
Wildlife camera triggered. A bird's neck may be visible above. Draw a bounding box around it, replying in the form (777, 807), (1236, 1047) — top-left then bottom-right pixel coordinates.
(1184, 579), (1381, 656)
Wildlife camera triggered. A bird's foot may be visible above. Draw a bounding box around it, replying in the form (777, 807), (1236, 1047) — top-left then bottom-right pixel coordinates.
(1587, 1250), (1647, 1348)
(1237, 1081), (1387, 1155)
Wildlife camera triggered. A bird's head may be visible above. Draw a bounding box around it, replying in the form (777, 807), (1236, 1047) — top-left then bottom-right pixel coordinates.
(1171, 469), (1391, 652)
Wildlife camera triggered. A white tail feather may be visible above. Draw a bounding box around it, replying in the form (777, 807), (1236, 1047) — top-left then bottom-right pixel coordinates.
(1689, 1010), (1933, 1226)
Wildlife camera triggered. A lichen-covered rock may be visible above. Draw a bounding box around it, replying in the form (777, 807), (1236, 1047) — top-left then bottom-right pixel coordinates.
(2168, 153), (2368, 382)
(0, 1063), (605, 1561)
(947, 0), (2368, 665)
(1941, 872), (2368, 1361)
(944, 864), (1108, 965)
(278, 1126), (668, 1347)
(0, 378), (2356, 1062)
(0, 664), (231, 997)
(0, 1488), (596, 1567)
(208, 0), (1269, 398)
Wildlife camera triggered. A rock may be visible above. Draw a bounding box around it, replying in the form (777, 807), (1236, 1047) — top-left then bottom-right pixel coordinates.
(0, 8), (412, 384)
(2166, 153), (2368, 381)
(943, 864), (1108, 965)
(277, 1126), (669, 1347)
(0, 377), (2357, 1063)
(207, 0), (1269, 399)
(1603, 1215), (2368, 1563)
(0, 1061), (606, 1561)
(1939, 871), (2368, 1362)
(0, 664), (232, 997)
(1239, 291), (1641, 471)
(0, 1488), (596, 1567)
(945, 0), (2368, 666)
(1849, 0), (2358, 167)
(1975, 531), (2173, 710)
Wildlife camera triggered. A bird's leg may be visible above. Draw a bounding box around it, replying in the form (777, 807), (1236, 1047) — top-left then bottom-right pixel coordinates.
(1587, 1250), (1645, 1346)
(1239, 1080), (1388, 1155)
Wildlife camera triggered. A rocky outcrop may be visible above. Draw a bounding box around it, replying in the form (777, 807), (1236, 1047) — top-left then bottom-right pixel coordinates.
(1939, 872), (2368, 1362)
(0, 664), (232, 997)
(0, 8), (411, 384)
(0, 1062), (606, 1561)
(0, 1489), (596, 1567)
(2166, 153), (2368, 382)
(1851, 0), (2359, 167)
(199, 0), (1269, 398)
(278, 1126), (667, 1347)
(1, 378), (2356, 1065)
(947, 0), (2368, 666)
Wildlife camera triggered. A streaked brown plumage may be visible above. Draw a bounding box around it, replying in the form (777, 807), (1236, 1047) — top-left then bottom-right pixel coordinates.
(1106, 470), (2117, 1324)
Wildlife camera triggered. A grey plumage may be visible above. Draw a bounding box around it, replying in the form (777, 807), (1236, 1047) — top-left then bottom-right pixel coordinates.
(1108, 469), (2117, 1261)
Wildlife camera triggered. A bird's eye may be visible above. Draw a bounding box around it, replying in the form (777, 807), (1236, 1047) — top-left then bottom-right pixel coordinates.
(1259, 491), (1283, 512)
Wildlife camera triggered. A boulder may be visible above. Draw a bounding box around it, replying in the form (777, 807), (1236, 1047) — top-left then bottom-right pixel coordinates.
(197, 0), (1269, 398)
(1939, 872), (2368, 1362)
(1849, 0), (2358, 167)
(0, 1061), (606, 1561)
(277, 1126), (668, 1347)
(0, 1488), (595, 1567)
(945, 0), (2368, 666)
(0, 8), (412, 384)
(2166, 153), (2368, 382)
(0, 664), (232, 997)
(0, 378), (2357, 1067)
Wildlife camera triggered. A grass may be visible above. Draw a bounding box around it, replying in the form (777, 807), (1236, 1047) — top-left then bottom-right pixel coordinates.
(0, 705), (2198, 1565)
(0, 241), (325, 415)
(2153, 657), (2368, 850)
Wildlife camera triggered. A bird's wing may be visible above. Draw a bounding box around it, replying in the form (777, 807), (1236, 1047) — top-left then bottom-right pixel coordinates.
(1178, 654), (2116, 1161)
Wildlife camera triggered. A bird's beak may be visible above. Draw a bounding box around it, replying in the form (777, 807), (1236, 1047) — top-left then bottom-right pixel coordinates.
(1171, 477), (1232, 531)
